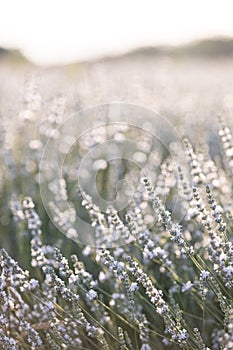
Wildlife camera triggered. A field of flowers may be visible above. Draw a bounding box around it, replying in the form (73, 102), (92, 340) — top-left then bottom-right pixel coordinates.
(0, 55), (233, 349)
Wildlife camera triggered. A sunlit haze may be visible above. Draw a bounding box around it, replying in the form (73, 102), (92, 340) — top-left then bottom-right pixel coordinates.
(1, 0), (233, 65)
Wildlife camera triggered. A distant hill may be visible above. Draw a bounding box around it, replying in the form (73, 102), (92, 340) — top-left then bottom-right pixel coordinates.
(62, 37), (233, 70)
(172, 37), (233, 58)
(0, 47), (10, 56)
(98, 37), (233, 63)
(0, 47), (29, 65)
(1, 37), (233, 68)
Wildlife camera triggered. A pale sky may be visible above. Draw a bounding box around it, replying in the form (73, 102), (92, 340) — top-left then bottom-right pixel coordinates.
(0, 0), (233, 65)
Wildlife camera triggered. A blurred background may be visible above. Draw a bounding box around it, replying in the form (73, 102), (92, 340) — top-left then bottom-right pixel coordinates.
(1, 0), (233, 124)
(1, 0), (233, 65)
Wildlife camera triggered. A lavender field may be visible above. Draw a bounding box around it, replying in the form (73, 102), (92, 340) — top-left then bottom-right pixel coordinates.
(0, 49), (233, 349)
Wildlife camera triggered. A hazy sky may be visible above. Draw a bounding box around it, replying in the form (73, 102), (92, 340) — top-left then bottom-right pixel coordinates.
(0, 0), (233, 65)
